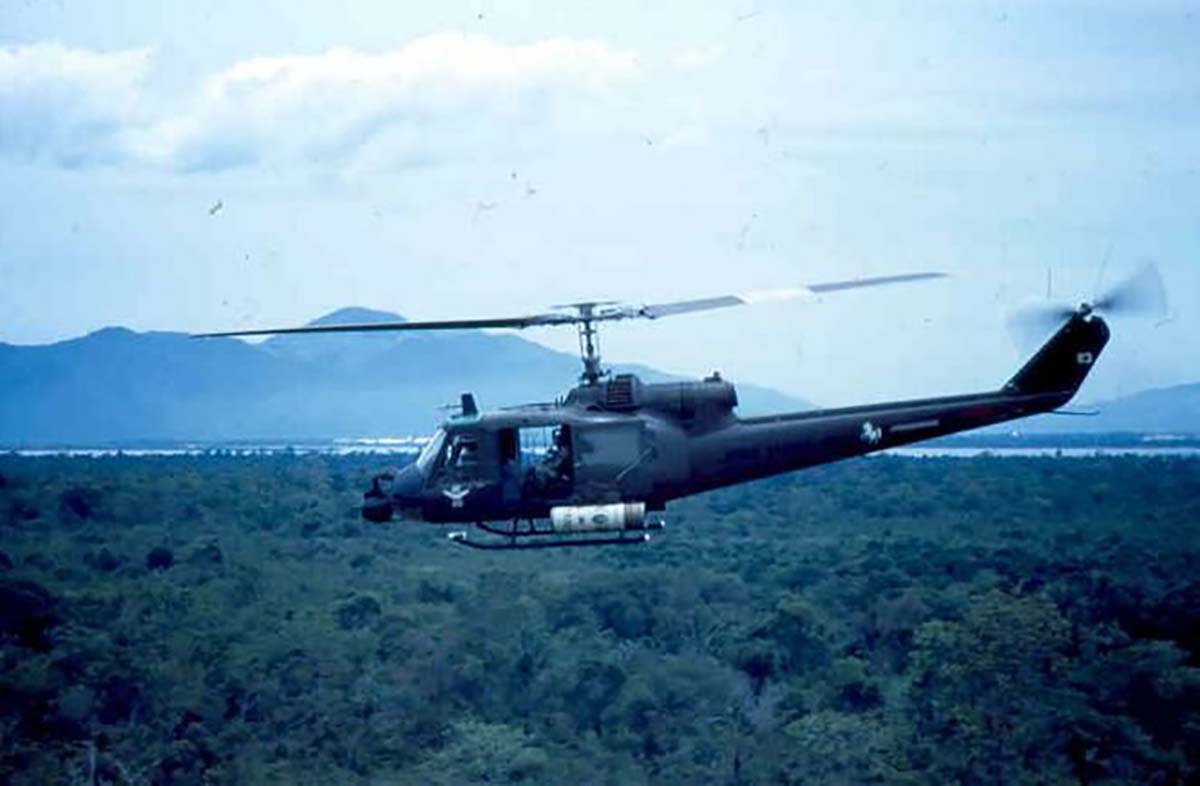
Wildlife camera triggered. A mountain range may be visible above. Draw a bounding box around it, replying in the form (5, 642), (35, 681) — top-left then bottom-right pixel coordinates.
(0, 308), (805, 445)
(1, 307), (1194, 445)
(1018, 382), (1200, 435)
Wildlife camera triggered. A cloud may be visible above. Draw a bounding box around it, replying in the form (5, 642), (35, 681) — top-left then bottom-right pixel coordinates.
(0, 42), (152, 166)
(1, 34), (639, 171)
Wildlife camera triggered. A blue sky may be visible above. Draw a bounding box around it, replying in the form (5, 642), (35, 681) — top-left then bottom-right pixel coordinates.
(1, 1), (1197, 405)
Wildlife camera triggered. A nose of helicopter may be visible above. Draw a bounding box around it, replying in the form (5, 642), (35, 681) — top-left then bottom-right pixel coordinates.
(361, 464), (424, 523)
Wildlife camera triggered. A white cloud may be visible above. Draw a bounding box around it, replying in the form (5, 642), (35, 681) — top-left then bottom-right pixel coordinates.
(1, 34), (639, 171)
(0, 42), (152, 166)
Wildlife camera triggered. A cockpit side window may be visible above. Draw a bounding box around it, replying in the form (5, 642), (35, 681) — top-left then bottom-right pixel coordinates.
(449, 434), (480, 467)
(517, 426), (555, 463)
(416, 429), (446, 474)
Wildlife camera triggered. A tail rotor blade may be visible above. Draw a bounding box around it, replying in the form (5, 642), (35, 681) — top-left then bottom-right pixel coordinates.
(1006, 302), (1076, 351)
(1092, 262), (1167, 318)
(1006, 261), (1168, 351)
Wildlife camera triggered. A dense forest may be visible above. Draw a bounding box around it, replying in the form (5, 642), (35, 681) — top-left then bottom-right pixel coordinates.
(2, 453), (1199, 785)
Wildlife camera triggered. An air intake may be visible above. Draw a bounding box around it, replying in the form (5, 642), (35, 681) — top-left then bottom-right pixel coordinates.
(604, 374), (640, 410)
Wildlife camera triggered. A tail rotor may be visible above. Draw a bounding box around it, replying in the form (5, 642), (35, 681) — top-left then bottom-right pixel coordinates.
(1008, 261), (1167, 349)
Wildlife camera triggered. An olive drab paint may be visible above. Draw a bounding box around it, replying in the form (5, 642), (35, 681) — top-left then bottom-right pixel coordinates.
(362, 312), (1109, 548)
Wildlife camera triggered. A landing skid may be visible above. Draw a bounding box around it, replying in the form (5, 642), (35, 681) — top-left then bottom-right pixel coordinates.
(448, 518), (663, 550)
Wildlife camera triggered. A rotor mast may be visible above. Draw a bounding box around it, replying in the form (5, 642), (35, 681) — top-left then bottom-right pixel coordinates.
(575, 304), (606, 385)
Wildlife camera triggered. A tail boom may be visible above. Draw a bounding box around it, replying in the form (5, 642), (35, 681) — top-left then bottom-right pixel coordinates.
(680, 314), (1110, 496)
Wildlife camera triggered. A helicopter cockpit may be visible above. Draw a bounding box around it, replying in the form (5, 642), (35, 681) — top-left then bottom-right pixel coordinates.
(417, 422), (576, 506)
(447, 432), (481, 470)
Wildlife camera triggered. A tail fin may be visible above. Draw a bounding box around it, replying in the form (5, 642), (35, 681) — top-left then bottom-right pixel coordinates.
(1004, 314), (1110, 397)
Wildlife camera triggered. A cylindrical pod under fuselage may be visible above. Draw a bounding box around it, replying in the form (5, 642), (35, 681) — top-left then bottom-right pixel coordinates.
(549, 502), (656, 533)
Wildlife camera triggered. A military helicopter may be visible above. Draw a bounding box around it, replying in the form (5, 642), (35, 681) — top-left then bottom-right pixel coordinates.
(195, 266), (1162, 549)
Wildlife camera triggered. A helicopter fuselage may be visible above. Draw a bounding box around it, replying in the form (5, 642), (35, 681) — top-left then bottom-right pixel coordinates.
(363, 312), (1110, 547)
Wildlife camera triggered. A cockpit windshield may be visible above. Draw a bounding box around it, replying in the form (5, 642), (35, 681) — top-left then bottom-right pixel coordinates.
(415, 429), (446, 475)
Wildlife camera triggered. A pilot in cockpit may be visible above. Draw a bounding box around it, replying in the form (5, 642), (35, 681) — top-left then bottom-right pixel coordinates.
(448, 435), (479, 469)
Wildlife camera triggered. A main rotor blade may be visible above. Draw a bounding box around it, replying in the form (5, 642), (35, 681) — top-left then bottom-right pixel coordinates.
(635, 290), (807, 319)
(635, 272), (948, 320)
(806, 271), (950, 293)
(193, 313), (574, 339)
(193, 271), (947, 339)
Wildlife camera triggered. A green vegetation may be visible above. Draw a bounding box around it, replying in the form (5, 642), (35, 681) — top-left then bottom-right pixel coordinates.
(2, 454), (1199, 784)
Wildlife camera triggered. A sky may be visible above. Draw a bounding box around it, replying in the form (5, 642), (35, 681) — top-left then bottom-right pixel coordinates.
(1, 0), (1197, 406)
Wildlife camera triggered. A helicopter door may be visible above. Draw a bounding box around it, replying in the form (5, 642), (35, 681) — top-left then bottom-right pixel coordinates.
(500, 425), (573, 501)
(498, 428), (520, 502)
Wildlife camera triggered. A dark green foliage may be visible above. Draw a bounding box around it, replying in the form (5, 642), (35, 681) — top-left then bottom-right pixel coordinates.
(0, 453), (1198, 783)
(0, 578), (60, 652)
(59, 485), (104, 522)
(335, 594), (382, 630)
(145, 547), (175, 571)
(86, 546), (124, 573)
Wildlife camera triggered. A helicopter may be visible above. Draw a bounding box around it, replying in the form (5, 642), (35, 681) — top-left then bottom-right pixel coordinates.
(195, 266), (1162, 550)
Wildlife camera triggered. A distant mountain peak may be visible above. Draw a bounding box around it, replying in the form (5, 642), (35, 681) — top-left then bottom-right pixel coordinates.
(87, 326), (137, 340)
(263, 306), (409, 364)
(72, 326), (147, 348)
(307, 307), (405, 327)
